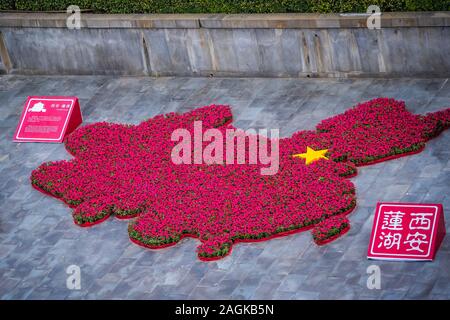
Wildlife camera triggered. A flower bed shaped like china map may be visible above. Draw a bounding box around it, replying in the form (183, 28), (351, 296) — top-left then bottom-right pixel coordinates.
(31, 98), (450, 260)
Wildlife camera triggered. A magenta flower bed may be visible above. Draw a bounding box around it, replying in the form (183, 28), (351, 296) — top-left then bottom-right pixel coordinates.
(312, 216), (350, 245)
(31, 98), (449, 260)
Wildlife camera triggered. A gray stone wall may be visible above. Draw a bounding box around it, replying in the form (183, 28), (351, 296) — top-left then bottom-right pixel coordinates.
(1, 28), (146, 75)
(0, 12), (449, 77)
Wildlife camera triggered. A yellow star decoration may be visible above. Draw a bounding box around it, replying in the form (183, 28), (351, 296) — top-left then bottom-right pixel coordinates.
(293, 146), (329, 165)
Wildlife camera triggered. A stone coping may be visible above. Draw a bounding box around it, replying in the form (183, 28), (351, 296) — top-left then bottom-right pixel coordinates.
(0, 11), (449, 29)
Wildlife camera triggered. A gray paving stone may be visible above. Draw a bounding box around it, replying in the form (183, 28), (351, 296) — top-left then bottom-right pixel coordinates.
(292, 290), (321, 299)
(231, 276), (262, 299)
(278, 274), (308, 293)
(251, 280), (281, 300)
(0, 75), (449, 299)
(271, 290), (295, 300)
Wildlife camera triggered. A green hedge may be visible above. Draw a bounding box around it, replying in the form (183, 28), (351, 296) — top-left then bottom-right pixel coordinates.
(1, 0), (449, 13)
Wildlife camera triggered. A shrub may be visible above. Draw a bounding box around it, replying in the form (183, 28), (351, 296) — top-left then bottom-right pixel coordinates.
(2, 0), (449, 13)
(0, 0), (15, 10)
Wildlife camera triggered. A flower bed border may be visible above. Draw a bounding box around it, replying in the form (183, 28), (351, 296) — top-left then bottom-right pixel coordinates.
(129, 202), (356, 261)
(314, 225), (351, 246)
(351, 144), (425, 167)
(31, 181), (141, 226)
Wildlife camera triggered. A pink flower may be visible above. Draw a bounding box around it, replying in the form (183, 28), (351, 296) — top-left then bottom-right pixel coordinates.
(30, 99), (450, 260)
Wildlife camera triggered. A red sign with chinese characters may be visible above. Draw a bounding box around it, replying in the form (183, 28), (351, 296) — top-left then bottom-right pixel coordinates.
(368, 203), (446, 261)
(13, 96), (82, 143)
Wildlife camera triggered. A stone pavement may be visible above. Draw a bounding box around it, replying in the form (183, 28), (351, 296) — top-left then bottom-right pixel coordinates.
(0, 75), (449, 300)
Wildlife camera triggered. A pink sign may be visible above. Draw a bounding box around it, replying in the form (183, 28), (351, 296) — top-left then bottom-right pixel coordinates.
(13, 96), (82, 143)
(368, 203), (446, 261)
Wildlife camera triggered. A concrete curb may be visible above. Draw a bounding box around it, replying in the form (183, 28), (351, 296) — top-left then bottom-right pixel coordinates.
(0, 12), (449, 29)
